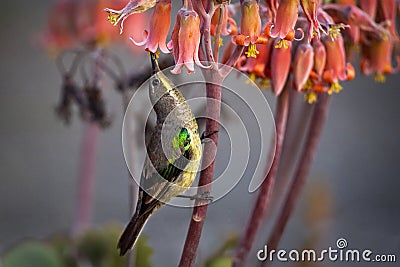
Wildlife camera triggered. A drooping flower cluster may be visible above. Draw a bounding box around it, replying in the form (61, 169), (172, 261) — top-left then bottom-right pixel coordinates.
(106, 0), (211, 74)
(40, 0), (148, 127)
(323, 0), (400, 82)
(235, 0), (399, 103)
(104, 0), (399, 103)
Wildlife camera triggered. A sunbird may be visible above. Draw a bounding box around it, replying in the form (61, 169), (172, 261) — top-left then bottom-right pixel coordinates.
(118, 53), (202, 255)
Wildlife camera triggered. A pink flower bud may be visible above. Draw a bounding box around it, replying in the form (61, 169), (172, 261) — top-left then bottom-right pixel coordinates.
(312, 39), (326, 78)
(293, 43), (314, 91)
(270, 40), (292, 95)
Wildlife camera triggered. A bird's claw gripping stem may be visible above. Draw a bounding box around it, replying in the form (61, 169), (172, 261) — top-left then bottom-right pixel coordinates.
(177, 192), (214, 203)
(200, 130), (218, 143)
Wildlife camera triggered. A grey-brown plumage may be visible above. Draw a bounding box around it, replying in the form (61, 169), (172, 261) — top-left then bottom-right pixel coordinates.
(117, 54), (202, 256)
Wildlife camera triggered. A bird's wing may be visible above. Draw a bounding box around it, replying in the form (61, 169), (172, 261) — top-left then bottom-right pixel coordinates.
(143, 150), (190, 199)
(137, 150), (191, 217)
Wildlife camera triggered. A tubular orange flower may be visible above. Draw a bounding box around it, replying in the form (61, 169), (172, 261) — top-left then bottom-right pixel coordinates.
(270, 39), (291, 95)
(323, 35), (346, 81)
(360, 38), (397, 82)
(169, 7), (210, 74)
(120, 13), (148, 53)
(270, 0), (299, 40)
(240, 0), (262, 43)
(293, 43), (314, 91)
(104, 0), (157, 33)
(130, 0), (171, 53)
(322, 34), (355, 94)
(233, 0), (266, 58)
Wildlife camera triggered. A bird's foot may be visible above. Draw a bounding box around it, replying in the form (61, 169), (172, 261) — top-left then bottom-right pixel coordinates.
(177, 192), (214, 203)
(200, 130), (218, 143)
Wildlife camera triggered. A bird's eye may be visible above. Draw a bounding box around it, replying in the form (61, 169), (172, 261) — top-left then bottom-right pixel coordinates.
(152, 79), (160, 86)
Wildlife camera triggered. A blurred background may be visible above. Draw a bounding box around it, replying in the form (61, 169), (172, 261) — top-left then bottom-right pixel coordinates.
(1, 0), (400, 266)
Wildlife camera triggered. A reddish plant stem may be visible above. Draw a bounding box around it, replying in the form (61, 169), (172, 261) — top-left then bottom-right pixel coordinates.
(178, 80), (222, 267)
(73, 122), (99, 235)
(268, 92), (313, 216)
(260, 94), (331, 267)
(220, 46), (244, 76)
(194, 0), (217, 68)
(178, 0), (244, 265)
(232, 86), (290, 267)
(72, 47), (104, 236)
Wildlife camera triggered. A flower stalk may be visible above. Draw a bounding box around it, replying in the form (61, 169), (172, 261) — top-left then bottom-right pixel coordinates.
(233, 84), (290, 266)
(179, 80), (222, 267)
(73, 121), (99, 235)
(178, 2), (244, 266)
(261, 94), (331, 266)
(72, 47), (105, 236)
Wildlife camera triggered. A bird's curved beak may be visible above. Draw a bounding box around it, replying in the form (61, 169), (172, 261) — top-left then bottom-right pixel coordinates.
(150, 52), (160, 74)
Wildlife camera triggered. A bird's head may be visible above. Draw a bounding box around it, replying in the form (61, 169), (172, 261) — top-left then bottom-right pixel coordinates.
(148, 52), (178, 121)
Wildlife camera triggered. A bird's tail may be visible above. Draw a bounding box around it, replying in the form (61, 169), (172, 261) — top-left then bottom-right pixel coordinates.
(117, 212), (151, 256)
